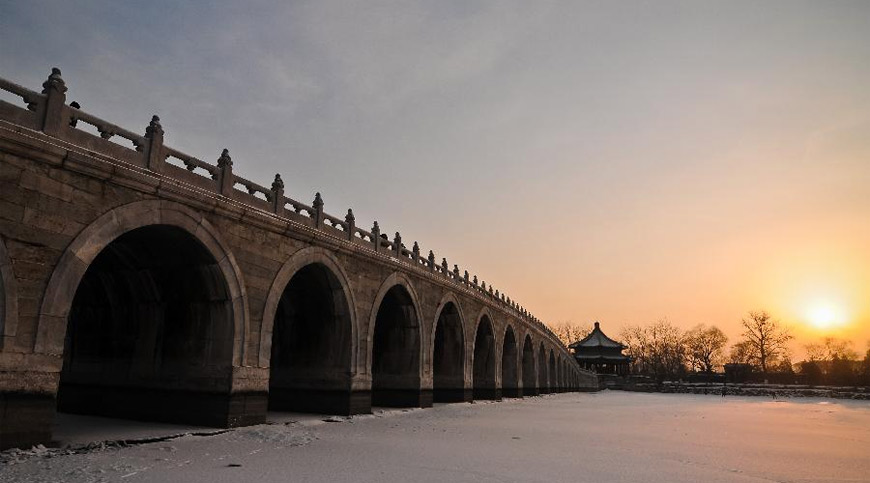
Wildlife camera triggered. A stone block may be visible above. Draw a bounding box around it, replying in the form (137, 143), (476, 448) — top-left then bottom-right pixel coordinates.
(19, 171), (74, 202)
(22, 207), (85, 236)
(0, 161), (23, 184)
(0, 199), (24, 222)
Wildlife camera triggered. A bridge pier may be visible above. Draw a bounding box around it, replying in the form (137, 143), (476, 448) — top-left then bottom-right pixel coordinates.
(472, 387), (502, 401)
(0, 392), (55, 451)
(57, 385), (266, 428)
(433, 387), (473, 403)
(268, 388), (371, 415)
(371, 388), (433, 408)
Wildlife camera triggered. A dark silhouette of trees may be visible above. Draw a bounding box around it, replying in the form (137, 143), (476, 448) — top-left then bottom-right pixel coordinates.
(739, 310), (792, 373)
(620, 320), (686, 382)
(551, 321), (592, 347)
(684, 324), (728, 373)
(728, 341), (754, 365)
(799, 338), (862, 386)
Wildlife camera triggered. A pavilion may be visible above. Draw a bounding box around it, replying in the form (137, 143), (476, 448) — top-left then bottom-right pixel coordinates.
(569, 322), (630, 376)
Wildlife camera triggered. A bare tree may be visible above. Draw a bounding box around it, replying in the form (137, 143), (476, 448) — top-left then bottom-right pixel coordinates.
(822, 337), (858, 361)
(620, 320), (686, 382)
(804, 343), (825, 362)
(729, 340), (754, 365)
(684, 324), (728, 373)
(550, 321), (592, 347)
(740, 310), (793, 373)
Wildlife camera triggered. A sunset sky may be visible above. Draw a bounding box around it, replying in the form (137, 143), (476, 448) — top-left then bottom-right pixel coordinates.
(2, 1), (868, 357)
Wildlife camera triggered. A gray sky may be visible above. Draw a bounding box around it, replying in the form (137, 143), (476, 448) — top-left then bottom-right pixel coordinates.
(2, 1), (869, 347)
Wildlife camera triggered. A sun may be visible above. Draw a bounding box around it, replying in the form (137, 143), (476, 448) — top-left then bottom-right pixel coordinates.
(805, 302), (846, 330)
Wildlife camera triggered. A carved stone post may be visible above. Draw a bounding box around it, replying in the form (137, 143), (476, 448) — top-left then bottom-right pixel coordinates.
(144, 115), (164, 173)
(345, 209), (355, 241)
(412, 242), (420, 263)
(453, 265), (460, 280)
(441, 258), (449, 277)
(40, 67), (67, 136)
(427, 250), (435, 272)
(271, 174), (284, 216)
(390, 232), (399, 256)
(217, 149), (234, 196)
(313, 193), (324, 228)
(371, 222), (381, 252)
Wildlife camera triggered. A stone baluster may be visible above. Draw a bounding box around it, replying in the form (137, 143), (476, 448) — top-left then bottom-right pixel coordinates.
(453, 265), (460, 280)
(427, 250), (435, 272)
(313, 192), (324, 228)
(371, 221), (381, 252)
(412, 242), (420, 263)
(464, 270), (469, 284)
(271, 174), (284, 216)
(40, 67), (67, 136)
(217, 149), (234, 196)
(473, 275), (478, 287)
(345, 209), (355, 240)
(441, 258), (449, 277)
(144, 115), (164, 173)
(394, 232), (402, 257)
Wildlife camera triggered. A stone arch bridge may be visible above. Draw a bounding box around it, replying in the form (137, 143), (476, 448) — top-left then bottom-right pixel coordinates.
(0, 69), (597, 450)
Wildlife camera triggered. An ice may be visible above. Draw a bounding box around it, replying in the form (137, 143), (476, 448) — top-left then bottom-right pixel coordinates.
(1, 392), (868, 482)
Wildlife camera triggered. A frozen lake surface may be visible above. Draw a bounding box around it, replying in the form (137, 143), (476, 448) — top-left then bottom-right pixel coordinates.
(2, 391), (869, 482)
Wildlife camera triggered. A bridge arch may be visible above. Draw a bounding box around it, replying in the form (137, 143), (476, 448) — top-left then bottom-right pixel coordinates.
(260, 247), (359, 414)
(472, 311), (498, 400)
(368, 272), (425, 407)
(37, 200), (249, 426)
(501, 325), (519, 398)
(431, 293), (467, 402)
(35, 200), (248, 361)
(0, 237), (18, 350)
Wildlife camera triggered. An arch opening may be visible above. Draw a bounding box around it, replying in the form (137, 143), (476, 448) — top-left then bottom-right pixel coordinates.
(371, 285), (422, 407)
(432, 302), (466, 402)
(472, 316), (498, 400)
(501, 327), (519, 398)
(522, 335), (537, 396)
(58, 225), (235, 426)
(268, 263), (356, 415)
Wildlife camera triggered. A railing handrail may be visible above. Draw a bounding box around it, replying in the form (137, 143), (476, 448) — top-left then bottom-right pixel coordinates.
(70, 109), (145, 149)
(0, 77), (43, 108)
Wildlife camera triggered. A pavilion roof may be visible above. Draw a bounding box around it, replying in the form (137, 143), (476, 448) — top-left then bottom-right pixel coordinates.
(569, 322), (625, 350)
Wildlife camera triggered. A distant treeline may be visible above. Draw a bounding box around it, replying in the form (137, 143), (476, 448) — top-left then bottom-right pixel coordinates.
(552, 311), (870, 386)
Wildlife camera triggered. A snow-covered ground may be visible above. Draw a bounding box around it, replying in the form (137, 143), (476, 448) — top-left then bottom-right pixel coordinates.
(2, 391), (869, 482)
